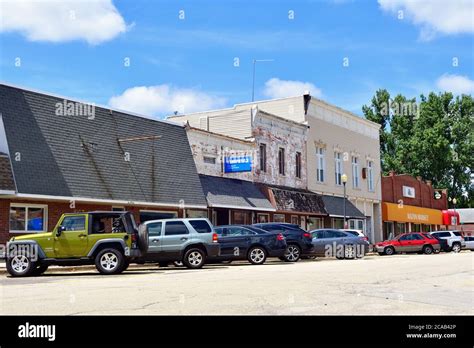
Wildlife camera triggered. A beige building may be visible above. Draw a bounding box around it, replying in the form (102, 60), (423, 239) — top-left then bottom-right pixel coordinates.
(169, 93), (382, 242)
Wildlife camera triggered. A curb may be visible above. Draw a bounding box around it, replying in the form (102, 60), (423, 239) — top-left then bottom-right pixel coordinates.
(0, 264), (156, 276)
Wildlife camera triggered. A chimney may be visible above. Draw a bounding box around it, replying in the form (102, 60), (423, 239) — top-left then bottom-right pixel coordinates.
(303, 91), (311, 115)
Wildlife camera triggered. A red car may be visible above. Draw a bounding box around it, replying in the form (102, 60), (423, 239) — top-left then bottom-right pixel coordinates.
(375, 232), (440, 255)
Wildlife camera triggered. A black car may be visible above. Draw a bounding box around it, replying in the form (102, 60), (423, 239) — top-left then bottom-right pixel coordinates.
(252, 223), (316, 262)
(211, 225), (287, 265)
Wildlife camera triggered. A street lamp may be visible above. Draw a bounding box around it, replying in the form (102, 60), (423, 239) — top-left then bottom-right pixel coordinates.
(341, 174), (348, 229)
(448, 197), (458, 226)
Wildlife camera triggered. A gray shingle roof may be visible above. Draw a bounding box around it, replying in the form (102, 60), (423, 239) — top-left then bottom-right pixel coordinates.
(199, 175), (274, 210)
(321, 195), (365, 218)
(0, 84), (207, 206)
(0, 153), (15, 191)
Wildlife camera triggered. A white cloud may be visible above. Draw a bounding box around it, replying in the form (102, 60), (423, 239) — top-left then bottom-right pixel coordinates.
(378, 0), (474, 40)
(436, 74), (474, 95)
(0, 0), (128, 44)
(108, 85), (227, 118)
(263, 78), (323, 99)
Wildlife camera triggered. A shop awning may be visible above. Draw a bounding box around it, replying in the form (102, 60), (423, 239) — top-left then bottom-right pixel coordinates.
(383, 202), (442, 225)
(263, 185), (327, 215)
(199, 175), (275, 211)
(322, 195), (365, 218)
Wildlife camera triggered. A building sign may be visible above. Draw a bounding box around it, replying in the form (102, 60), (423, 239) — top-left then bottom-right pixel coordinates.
(402, 186), (415, 198)
(434, 190), (442, 200)
(382, 202), (442, 225)
(224, 156), (252, 173)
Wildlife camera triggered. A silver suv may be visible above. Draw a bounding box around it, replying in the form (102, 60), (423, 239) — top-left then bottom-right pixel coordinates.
(138, 218), (220, 268)
(430, 230), (466, 253)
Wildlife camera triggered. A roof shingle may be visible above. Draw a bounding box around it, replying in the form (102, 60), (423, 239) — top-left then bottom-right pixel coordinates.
(0, 84), (207, 206)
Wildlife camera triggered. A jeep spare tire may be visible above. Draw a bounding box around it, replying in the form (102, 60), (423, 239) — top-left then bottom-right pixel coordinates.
(137, 224), (149, 253)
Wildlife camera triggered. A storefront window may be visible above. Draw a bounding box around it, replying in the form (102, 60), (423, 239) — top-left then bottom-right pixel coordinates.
(422, 224), (431, 232)
(349, 219), (364, 231)
(273, 214), (285, 223)
(383, 222), (394, 240)
(186, 209), (208, 219)
(300, 216), (306, 230)
(395, 223), (406, 235)
(412, 224), (421, 232)
(257, 214), (269, 223)
(10, 204), (47, 233)
(332, 218), (344, 229)
(140, 211), (177, 223)
(232, 211), (251, 224)
(291, 215), (299, 225)
(307, 217), (322, 230)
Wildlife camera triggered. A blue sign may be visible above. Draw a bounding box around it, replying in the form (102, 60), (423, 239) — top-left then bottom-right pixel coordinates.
(224, 156), (252, 173)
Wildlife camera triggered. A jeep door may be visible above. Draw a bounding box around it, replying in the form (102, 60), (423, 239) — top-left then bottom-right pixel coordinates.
(161, 221), (190, 259)
(54, 214), (89, 257)
(147, 221), (163, 254)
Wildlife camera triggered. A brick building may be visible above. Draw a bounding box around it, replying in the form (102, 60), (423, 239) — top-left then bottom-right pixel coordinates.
(0, 83), (208, 243)
(183, 109), (327, 227)
(381, 172), (451, 239)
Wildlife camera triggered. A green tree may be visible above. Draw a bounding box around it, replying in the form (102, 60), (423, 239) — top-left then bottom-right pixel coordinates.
(363, 90), (474, 208)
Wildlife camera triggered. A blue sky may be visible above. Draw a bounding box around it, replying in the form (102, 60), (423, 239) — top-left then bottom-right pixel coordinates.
(0, 0), (473, 118)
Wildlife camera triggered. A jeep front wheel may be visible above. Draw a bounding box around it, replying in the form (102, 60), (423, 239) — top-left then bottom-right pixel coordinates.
(95, 248), (125, 275)
(7, 255), (36, 277)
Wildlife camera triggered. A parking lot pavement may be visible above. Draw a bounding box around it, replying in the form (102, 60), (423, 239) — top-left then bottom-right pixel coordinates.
(0, 252), (472, 315)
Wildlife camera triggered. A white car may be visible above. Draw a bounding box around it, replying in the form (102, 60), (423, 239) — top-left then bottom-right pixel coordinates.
(341, 229), (369, 242)
(462, 236), (474, 251)
(429, 230), (466, 253)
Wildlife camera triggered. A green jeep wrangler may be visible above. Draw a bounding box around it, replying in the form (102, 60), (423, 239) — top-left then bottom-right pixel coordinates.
(6, 211), (148, 277)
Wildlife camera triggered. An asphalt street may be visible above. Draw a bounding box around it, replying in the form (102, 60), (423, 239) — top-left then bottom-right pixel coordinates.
(0, 252), (472, 315)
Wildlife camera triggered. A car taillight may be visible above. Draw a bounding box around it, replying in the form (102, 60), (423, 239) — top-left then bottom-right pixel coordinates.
(361, 236), (368, 241)
(276, 233), (285, 241)
(212, 233), (218, 243)
(303, 232), (311, 239)
(131, 234), (137, 242)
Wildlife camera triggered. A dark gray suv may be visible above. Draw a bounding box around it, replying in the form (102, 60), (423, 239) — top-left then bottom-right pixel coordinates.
(137, 218), (220, 268)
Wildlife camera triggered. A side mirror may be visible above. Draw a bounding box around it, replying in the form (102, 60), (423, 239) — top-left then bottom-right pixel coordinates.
(56, 225), (66, 237)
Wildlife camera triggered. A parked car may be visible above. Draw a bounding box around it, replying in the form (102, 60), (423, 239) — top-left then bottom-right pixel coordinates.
(462, 236), (474, 251)
(430, 233), (451, 252)
(429, 230), (465, 253)
(137, 218), (220, 269)
(340, 229), (369, 242)
(311, 229), (370, 259)
(211, 225), (287, 264)
(252, 223), (316, 262)
(375, 232), (440, 255)
(6, 211), (148, 277)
